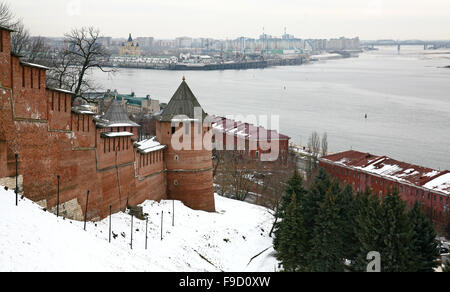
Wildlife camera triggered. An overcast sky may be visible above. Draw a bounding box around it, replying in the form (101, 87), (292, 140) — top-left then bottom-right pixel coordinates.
(7, 0), (450, 40)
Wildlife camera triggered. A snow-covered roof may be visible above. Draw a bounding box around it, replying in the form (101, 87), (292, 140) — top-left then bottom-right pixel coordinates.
(211, 115), (291, 141)
(95, 100), (140, 128)
(320, 150), (450, 196)
(424, 173), (450, 195)
(135, 137), (166, 154)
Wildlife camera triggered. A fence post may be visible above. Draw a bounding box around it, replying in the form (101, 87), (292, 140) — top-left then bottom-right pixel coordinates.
(145, 217), (148, 250)
(161, 211), (164, 241)
(109, 205), (112, 243)
(130, 214), (134, 250)
(15, 153), (18, 206)
(83, 190), (90, 231)
(56, 175), (60, 217)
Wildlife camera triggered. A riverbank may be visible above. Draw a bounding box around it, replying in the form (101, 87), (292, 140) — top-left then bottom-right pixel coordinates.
(102, 56), (307, 71)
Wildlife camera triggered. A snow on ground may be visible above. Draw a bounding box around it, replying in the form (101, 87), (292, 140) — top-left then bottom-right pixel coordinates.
(0, 186), (278, 272)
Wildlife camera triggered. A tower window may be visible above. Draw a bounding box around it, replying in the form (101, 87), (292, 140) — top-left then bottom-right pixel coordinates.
(174, 180), (179, 186)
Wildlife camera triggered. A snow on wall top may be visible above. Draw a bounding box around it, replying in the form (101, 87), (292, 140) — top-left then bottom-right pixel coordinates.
(101, 131), (134, 138)
(320, 150), (450, 196)
(135, 137), (166, 154)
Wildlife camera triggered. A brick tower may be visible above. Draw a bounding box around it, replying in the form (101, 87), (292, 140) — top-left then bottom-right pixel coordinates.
(155, 77), (215, 212)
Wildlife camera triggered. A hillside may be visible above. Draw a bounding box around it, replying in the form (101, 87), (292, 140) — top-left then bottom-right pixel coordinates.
(0, 187), (278, 272)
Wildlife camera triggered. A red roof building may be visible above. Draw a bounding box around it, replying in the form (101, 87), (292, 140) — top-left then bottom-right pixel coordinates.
(319, 150), (450, 223)
(211, 116), (291, 163)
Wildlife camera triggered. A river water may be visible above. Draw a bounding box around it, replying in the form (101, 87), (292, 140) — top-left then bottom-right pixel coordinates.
(92, 46), (450, 170)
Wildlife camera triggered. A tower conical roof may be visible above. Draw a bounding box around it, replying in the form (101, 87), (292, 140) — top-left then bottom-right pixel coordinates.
(95, 99), (139, 128)
(128, 33), (133, 42)
(156, 79), (207, 122)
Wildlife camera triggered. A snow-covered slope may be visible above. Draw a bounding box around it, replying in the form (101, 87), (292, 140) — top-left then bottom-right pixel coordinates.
(0, 186), (278, 272)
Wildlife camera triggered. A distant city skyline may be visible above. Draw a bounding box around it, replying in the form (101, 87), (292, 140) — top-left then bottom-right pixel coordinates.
(7, 0), (450, 40)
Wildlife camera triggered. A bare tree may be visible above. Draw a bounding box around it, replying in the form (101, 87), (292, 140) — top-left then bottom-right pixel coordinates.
(321, 132), (328, 157)
(46, 48), (79, 91)
(0, 3), (33, 57)
(62, 26), (113, 100)
(25, 36), (52, 64)
(10, 21), (30, 55)
(306, 131), (321, 178)
(0, 2), (17, 27)
(214, 151), (254, 201)
(309, 131), (320, 157)
(256, 155), (296, 212)
(1, 3), (51, 65)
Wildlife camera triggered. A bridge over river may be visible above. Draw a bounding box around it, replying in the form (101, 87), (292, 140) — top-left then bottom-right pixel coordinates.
(362, 40), (450, 50)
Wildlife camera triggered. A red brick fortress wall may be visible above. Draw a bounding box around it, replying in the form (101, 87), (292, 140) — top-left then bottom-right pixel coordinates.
(0, 27), (167, 220)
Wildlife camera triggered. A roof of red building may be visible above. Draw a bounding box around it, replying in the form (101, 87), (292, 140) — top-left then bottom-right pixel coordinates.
(211, 116), (290, 142)
(320, 150), (450, 196)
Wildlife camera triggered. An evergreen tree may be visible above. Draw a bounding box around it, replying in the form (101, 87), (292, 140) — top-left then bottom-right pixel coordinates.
(336, 184), (359, 266)
(377, 192), (416, 272)
(308, 189), (345, 272)
(273, 169), (306, 250)
(354, 190), (383, 272)
(275, 168), (306, 219)
(409, 201), (440, 272)
(301, 168), (330, 241)
(443, 262), (450, 272)
(276, 193), (308, 272)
